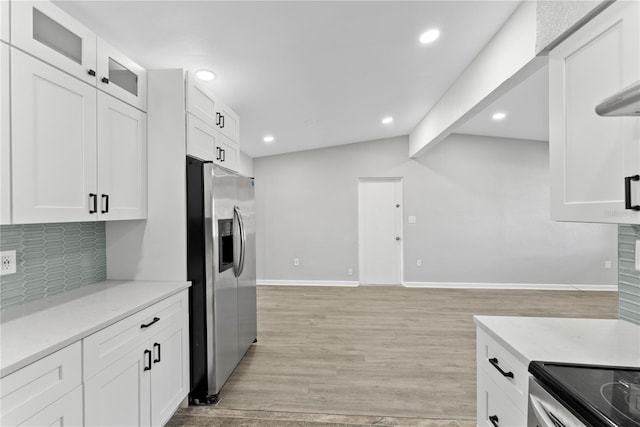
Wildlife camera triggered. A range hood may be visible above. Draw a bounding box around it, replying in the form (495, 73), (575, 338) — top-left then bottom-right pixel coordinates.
(595, 81), (640, 116)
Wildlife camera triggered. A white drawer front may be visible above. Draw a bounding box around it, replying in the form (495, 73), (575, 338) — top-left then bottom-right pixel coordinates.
(0, 342), (82, 426)
(83, 292), (186, 379)
(477, 328), (529, 410)
(477, 368), (527, 427)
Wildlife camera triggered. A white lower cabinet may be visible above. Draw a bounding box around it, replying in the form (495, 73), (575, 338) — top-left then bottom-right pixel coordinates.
(477, 369), (526, 427)
(476, 328), (528, 427)
(0, 342), (82, 427)
(84, 341), (151, 427)
(83, 290), (189, 427)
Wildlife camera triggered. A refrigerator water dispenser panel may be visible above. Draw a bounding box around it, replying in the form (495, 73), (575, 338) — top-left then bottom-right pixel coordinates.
(218, 219), (234, 272)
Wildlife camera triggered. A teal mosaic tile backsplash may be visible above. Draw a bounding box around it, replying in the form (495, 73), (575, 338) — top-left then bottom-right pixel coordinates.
(619, 225), (640, 326)
(0, 222), (106, 310)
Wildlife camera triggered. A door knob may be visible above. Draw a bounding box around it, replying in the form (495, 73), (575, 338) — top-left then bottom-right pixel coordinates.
(396, 236), (401, 241)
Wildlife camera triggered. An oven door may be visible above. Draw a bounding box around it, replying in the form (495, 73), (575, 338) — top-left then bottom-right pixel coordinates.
(528, 376), (587, 427)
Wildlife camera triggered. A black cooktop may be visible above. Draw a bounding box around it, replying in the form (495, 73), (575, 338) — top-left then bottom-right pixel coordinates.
(529, 361), (640, 427)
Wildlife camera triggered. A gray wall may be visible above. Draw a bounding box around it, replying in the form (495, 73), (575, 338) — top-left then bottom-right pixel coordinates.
(0, 222), (106, 310)
(618, 225), (640, 325)
(254, 134), (618, 285)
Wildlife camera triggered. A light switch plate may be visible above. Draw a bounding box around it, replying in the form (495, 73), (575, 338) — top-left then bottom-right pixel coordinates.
(636, 241), (640, 272)
(408, 216), (416, 224)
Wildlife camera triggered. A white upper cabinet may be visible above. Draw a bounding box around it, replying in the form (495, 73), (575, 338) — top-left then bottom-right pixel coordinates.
(11, 0), (97, 86)
(186, 113), (219, 162)
(186, 71), (218, 127)
(1, 42), (10, 225)
(186, 71), (240, 143)
(1, 0), (9, 43)
(549, 0), (640, 224)
(11, 48), (97, 224)
(97, 38), (147, 112)
(97, 91), (147, 220)
(216, 99), (240, 143)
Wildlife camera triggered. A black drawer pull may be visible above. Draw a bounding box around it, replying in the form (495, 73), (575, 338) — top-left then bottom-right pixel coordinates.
(216, 112), (221, 126)
(101, 77), (109, 84)
(488, 358), (514, 379)
(220, 149), (226, 162)
(219, 115), (225, 129)
(143, 349), (152, 371)
(153, 343), (161, 364)
(140, 317), (160, 329)
(89, 193), (97, 214)
(489, 415), (499, 427)
(101, 194), (109, 214)
(88, 69), (96, 76)
(625, 175), (640, 211)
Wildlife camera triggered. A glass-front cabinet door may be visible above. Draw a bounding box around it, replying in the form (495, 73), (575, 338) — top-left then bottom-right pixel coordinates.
(97, 38), (147, 111)
(11, 1), (97, 85)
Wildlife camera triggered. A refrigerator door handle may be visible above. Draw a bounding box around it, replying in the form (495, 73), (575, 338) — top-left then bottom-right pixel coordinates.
(233, 205), (246, 277)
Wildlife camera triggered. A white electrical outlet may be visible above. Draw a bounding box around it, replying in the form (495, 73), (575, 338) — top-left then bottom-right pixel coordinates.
(1, 250), (16, 275)
(294, 258), (300, 266)
(604, 260), (612, 269)
(416, 259), (422, 267)
(348, 268), (353, 276)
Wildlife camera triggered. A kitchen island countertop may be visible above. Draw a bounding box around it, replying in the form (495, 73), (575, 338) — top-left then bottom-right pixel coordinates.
(0, 280), (191, 378)
(474, 315), (640, 367)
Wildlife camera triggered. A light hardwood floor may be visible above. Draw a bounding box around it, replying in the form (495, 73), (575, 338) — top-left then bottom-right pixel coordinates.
(167, 286), (618, 426)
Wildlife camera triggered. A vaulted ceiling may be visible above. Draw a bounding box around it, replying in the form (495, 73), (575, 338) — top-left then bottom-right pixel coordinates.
(55, 1), (527, 157)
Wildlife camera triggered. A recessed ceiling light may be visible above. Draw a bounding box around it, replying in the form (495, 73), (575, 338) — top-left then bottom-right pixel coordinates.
(196, 70), (216, 81)
(263, 135), (275, 143)
(382, 117), (393, 125)
(492, 112), (506, 121)
(419, 29), (440, 44)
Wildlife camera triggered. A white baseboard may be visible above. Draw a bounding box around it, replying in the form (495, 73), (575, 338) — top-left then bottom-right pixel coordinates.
(402, 282), (618, 291)
(257, 280), (359, 287)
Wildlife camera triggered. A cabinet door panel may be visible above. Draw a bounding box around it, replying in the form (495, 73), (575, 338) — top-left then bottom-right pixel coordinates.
(97, 92), (147, 220)
(1, 0), (9, 43)
(1, 42), (10, 224)
(477, 369), (526, 427)
(187, 113), (218, 162)
(186, 72), (217, 127)
(16, 386), (83, 427)
(549, 1), (640, 223)
(150, 318), (188, 426)
(97, 38), (147, 111)
(216, 101), (240, 143)
(84, 344), (151, 427)
(11, 48), (97, 224)
(218, 134), (239, 173)
(0, 342), (82, 427)
(11, 1), (96, 85)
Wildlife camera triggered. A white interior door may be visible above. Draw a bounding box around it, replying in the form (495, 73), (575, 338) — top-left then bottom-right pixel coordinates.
(358, 178), (402, 285)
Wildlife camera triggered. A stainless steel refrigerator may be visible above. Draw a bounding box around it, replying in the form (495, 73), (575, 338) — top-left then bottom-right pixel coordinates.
(186, 155), (257, 405)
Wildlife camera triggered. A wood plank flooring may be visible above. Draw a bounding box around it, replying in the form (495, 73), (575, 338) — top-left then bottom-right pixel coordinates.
(168, 286), (618, 426)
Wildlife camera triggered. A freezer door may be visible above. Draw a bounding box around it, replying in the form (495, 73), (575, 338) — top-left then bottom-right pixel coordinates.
(204, 163), (240, 396)
(236, 176), (257, 357)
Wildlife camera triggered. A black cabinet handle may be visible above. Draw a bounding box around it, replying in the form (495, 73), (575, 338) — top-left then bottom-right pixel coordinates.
(101, 77), (109, 84)
(489, 415), (499, 427)
(140, 317), (160, 329)
(488, 358), (514, 379)
(101, 194), (109, 214)
(216, 112), (221, 126)
(221, 149), (226, 162)
(220, 115), (225, 129)
(153, 343), (161, 364)
(89, 193), (97, 214)
(143, 349), (152, 371)
(216, 146), (221, 161)
(625, 175), (640, 211)
(88, 69), (96, 76)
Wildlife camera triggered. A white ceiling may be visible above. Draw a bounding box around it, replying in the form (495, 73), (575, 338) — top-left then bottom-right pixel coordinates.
(54, 1), (522, 158)
(456, 64), (550, 142)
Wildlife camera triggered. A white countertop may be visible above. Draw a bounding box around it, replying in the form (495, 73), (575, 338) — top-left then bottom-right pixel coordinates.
(0, 280), (191, 378)
(474, 316), (640, 368)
